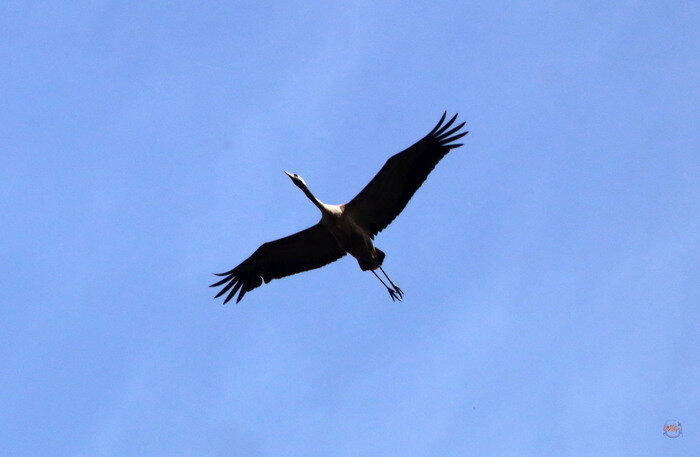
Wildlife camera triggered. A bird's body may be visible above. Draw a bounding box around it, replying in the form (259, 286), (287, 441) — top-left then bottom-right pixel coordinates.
(212, 112), (468, 303)
(318, 204), (384, 271)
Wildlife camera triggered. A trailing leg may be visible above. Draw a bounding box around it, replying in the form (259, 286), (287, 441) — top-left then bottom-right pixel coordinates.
(371, 270), (402, 302)
(379, 266), (403, 299)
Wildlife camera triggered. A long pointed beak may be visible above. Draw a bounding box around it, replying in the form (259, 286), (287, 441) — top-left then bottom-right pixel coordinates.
(284, 171), (293, 178)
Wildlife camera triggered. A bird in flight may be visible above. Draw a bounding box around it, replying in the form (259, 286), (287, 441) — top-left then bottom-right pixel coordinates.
(211, 112), (468, 303)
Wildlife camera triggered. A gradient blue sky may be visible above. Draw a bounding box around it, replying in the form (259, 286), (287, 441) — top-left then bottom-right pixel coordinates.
(1, 1), (698, 456)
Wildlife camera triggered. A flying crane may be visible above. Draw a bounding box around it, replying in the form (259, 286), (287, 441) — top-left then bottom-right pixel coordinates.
(211, 112), (468, 303)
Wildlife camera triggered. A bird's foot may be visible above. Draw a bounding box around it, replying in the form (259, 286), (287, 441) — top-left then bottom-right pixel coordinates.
(392, 285), (404, 299)
(389, 288), (402, 302)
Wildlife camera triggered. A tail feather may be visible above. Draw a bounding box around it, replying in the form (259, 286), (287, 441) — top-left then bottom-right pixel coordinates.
(357, 248), (387, 271)
(375, 248), (386, 266)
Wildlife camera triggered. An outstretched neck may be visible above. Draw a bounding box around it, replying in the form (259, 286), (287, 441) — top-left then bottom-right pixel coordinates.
(300, 184), (330, 215)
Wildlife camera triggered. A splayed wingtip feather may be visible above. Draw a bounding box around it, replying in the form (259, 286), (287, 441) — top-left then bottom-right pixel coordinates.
(436, 121), (466, 141)
(435, 113), (458, 136)
(428, 112), (448, 135)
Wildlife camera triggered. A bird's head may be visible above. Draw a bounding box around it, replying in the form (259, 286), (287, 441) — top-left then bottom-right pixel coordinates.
(284, 171), (307, 189)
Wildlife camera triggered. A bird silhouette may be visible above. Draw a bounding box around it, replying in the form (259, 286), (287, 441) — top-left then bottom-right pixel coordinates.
(211, 112), (468, 303)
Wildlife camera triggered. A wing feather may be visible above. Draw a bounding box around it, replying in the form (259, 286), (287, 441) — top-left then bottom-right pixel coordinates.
(211, 223), (345, 303)
(344, 112), (468, 236)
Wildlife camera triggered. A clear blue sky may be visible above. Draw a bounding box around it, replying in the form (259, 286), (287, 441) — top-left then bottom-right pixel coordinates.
(1, 1), (698, 456)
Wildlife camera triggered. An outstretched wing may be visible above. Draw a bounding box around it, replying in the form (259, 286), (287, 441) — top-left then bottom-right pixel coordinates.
(343, 112), (468, 236)
(211, 223), (346, 303)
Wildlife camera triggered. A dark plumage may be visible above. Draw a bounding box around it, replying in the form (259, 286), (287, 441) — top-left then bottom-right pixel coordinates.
(344, 111), (467, 236)
(211, 223), (346, 303)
